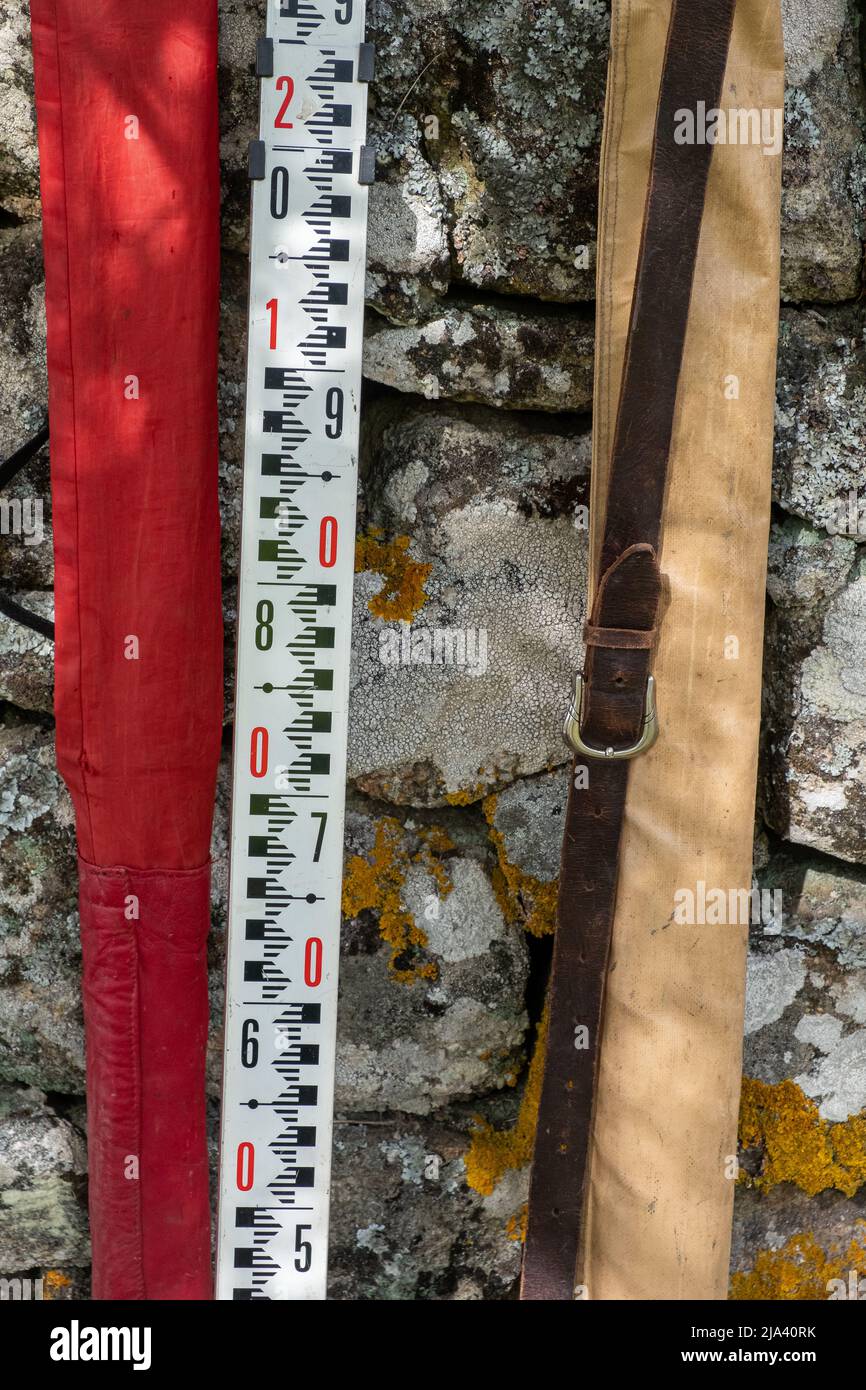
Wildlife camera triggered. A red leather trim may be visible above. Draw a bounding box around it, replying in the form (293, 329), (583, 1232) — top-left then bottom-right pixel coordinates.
(79, 859), (212, 1300)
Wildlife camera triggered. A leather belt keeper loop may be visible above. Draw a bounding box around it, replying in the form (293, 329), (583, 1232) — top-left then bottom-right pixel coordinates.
(583, 623), (656, 650)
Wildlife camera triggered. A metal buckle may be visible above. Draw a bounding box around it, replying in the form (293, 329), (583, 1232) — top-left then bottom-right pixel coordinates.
(563, 673), (659, 761)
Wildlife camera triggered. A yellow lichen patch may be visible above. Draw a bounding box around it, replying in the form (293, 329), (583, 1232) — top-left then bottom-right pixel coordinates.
(444, 784), (487, 807)
(739, 1078), (866, 1198)
(43, 1269), (72, 1299)
(355, 529), (431, 621)
(464, 1005), (548, 1197)
(341, 816), (440, 985)
(417, 823), (455, 855)
(483, 794), (558, 937)
(506, 1205), (528, 1243)
(412, 826), (455, 902)
(730, 1226), (866, 1300)
(830, 1114), (866, 1176)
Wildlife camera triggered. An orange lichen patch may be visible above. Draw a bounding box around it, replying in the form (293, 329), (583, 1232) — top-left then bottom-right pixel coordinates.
(341, 816), (442, 984)
(43, 1269), (72, 1299)
(417, 824), (455, 855)
(730, 1226), (866, 1300)
(464, 1005), (548, 1197)
(412, 825), (455, 901)
(444, 784), (487, 807)
(506, 1205), (528, 1243)
(355, 530), (431, 620)
(483, 794), (557, 938)
(738, 1078), (866, 1198)
(831, 1114), (866, 1177)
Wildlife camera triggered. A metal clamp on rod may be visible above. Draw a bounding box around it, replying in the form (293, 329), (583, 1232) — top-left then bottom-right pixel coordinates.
(563, 673), (659, 760)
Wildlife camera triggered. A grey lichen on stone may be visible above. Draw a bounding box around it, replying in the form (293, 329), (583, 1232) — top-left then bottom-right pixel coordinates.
(0, 0), (865, 1302)
(744, 946), (808, 1036)
(742, 951), (822, 1091)
(365, 152), (451, 324)
(204, 750), (232, 1093)
(216, 251), (248, 577)
(363, 299), (594, 411)
(0, 225), (46, 449)
(216, 0), (262, 251)
(758, 848), (866, 971)
(779, 0), (865, 301)
(0, 223), (52, 596)
(793, 1025), (866, 1123)
(336, 800), (528, 1114)
(830, 969), (866, 1024)
(362, 397), (591, 523)
(0, 726), (83, 1092)
(743, 932), (866, 1125)
(742, 846), (866, 1127)
(328, 1108), (522, 1299)
(366, 0), (607, 306)
(764, 570), (866, 864)
(794, 1010), (845, 1052)
(732, 1178), (866, 1287)
(350, 402), (588, 802)
(0, 1085), (89, 1271)
(774, 308), (866, 533)
(0, 2), (39, 217)
(778, 307), (861, 533)
(440, 0), (607, 301)
(0, 724), (67, 845)
(486, 769), (568, 885)
(767, 517), (856, 615)
(0, 594), (54, 714)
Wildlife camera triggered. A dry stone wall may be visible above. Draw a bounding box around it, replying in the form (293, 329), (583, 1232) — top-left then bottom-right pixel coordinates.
(0, 0), (865, 1299)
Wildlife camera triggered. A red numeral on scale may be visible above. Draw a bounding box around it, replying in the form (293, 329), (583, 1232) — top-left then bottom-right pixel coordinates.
(275, 76), (294, 128)
(319, 516), (337, 568)
(236, 1142), (255, 1191)
(304, 937), (323, 988)
(250, 727), (268, 778)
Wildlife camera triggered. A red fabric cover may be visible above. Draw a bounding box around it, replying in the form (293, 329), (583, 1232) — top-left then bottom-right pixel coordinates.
(30, 1), (222, 1298)
(30, 0), (222, 868)
(79, 860), (213, 1300)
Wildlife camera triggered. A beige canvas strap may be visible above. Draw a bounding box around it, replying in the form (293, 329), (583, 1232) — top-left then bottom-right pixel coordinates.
(581, 0), (783, 1300)
(521, 0), (738, 1301)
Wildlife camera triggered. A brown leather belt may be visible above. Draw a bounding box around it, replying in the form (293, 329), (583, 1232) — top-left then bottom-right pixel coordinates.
(520, 0), (738, 1301)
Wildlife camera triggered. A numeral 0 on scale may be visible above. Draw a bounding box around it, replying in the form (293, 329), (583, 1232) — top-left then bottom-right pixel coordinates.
(237, 1142), (255, 1192)
(319, 516), (337, 567)
(250, 726), (268, 778)
(271, 166), (289, 219)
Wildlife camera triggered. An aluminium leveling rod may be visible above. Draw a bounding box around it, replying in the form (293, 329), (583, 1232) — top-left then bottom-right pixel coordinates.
(216, 0), (373, 1300)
